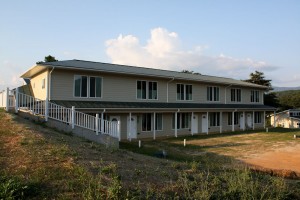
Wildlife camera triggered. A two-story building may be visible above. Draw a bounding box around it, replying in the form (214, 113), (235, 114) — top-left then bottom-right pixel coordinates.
(271, 109), (300, 129)
(20, 60), (275, 140)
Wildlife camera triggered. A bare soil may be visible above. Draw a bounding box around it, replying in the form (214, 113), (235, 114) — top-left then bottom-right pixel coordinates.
(186, 132), (300, 179)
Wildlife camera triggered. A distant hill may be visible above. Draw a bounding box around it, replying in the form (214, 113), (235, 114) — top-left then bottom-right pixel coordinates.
(272, 86), (300, 92)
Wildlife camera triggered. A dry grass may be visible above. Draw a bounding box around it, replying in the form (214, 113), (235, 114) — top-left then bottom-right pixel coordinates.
(1, 109), (299, 199)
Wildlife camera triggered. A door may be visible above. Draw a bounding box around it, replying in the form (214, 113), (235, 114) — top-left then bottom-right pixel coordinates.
(202, 114), (208, 133)
(110, 116), (121, 135)
(240, 113), (245, 130)
(127, 115), (137, 139)
(247, 113), (252, 128)
(191, 114), (199, 134)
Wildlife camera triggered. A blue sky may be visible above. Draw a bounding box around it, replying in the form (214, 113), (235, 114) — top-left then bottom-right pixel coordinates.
(1, 0), (300, 90)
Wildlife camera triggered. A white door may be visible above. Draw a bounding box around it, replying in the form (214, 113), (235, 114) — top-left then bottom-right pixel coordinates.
(240, 113), (245, 130)
(191, 114), (199, 134)
(202, 114), (208, 133)
(110, 116), (120, 135)
(247, 113), (252, 128)
(127, 115), (137, 139)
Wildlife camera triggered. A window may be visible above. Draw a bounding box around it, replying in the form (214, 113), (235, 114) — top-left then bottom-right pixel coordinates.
(231, 89), (241, 102)
(137, 81), (147, 99)
(74, 75), (102, 98)
(251, 90), (260, 102)
(177, 84), (193, 100)
(137, 81), (157, 100)
(172, 113), (191, 129)
(254, 112), (262, 123)
(42, 78), (45, 89)
(90, 77), (102, 98)
(209, 112), (220, 126)
(207, 86), (219, 101)
(142, 113), (152, 131)
(228, 112), (239, 125)
(155, 113), (163, 131)
(149, 82), (157, 100)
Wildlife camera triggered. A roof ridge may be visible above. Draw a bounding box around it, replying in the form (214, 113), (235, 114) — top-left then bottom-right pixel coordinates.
(55, 59), (245, 82)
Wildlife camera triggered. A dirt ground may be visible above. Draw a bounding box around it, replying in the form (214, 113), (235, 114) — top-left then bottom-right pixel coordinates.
(186, 132), (300, 178)
(243, 144), (300, 178)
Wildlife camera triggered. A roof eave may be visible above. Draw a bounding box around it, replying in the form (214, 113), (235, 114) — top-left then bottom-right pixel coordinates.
(40, 63), (268, 89)
(20, 64), (49, 78)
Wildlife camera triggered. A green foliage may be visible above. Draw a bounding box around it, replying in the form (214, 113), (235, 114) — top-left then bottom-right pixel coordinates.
(276, 90), (300, 110)
(264, 92), (280, 107)
(244, 71), (272, 90)
(36, 55), (58, 64)
(0, 175), (39, 199)
(44, 55), (58, 62)
(181, 69), (201, 75)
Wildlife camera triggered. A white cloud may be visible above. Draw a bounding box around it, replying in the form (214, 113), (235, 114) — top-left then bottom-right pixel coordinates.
(105, 27), (278, 79)
(0, 61), (24, 91)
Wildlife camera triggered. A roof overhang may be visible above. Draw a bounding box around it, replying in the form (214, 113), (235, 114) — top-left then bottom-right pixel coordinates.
(51, 100), (276, 112)
(20, 64), (49, 78)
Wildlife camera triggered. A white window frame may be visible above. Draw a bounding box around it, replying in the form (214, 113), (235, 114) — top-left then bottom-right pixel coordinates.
(228, 112), (239, 125)
(136, 80), (158, 100)
(89, 76), (103, 98)
(141, 113), (152, 132)
(155, 113), (163, 131)
(231, 88), (241, 102)
(74, 75), (102, 98)
(176, 84), (193, 101)
(207, 86), (220, 102)
(254, 112), (262, 123)
(209, 112), (220, 127)
(172, 113), (191, 129)
(250, 90), (260, 103)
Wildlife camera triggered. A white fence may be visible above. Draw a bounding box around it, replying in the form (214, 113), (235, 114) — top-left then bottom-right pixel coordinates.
(0, 88), (15, 110)
(0, 88), (120, 141)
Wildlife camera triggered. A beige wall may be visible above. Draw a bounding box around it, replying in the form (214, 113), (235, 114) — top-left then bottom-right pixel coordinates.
(30, 70), (48, 100)
(49, 69), (265, 104)
(105, 111), (265, 140)
(272, 112), (300, 128)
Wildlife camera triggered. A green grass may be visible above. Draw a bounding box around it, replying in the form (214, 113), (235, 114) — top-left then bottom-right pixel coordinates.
(1, 108), (300, 199)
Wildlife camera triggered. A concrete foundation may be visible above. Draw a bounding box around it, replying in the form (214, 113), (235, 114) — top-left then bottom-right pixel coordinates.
(18, 111), (119, 149)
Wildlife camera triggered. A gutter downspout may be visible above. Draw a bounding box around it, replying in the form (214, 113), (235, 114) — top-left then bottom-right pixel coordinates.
(224, 84), (232, 104)
(48, 67), (55, 101)
(167, 77), (175, 103)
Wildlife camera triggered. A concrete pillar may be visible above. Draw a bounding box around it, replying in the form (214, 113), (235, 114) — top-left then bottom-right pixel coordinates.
(45, 98), (49, 121)
(175, 112), (178, 137)
(253, 111), (255, 130)
(243, 111), (245, 131)
(273, 111), (276, 127)
(71, 106), (75, 129)
(129, 112), (132, 141)
(191, 112), (194, 135)
(263, 111), (266, 129)
(101, 112), (104, 133)
(95, 114), (99, 135)
(5, 87), (9, 111)
(153, 112), (156, 140)
(15, 87), (19, 113)
(232, 111), (235, 132)
(220, 111), (222, 133)
(206, 112), (209, 135)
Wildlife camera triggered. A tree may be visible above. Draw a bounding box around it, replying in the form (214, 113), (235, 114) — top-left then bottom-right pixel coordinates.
(181, 70), (201, 75)
(36, 55), (58, 64)
(44, 55), (58, 62)
(244, 71), (272, 91)
(243, 71), (277, 107)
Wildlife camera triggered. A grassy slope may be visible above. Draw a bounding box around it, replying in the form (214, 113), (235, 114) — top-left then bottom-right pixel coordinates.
(0, 109), (299, 199)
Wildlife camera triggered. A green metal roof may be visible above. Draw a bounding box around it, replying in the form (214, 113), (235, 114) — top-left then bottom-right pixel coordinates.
(21, 59), (268, 89)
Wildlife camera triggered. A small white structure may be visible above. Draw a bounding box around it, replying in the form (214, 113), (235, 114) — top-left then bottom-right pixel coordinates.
(271, 109), (300, 128)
